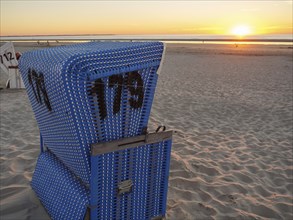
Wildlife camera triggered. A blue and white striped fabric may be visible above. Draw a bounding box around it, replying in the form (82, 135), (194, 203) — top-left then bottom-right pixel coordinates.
(90, 140), (172, 220)
(31, 151), (89, 220)
(20, 42), (172, 220)
(19, 42), (164, 185)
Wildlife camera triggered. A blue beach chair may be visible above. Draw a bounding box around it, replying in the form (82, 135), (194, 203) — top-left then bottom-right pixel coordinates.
(19, 42), (172, 220)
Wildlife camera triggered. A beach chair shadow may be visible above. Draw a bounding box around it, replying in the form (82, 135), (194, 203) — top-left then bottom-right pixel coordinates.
(19, 42), (172, 220)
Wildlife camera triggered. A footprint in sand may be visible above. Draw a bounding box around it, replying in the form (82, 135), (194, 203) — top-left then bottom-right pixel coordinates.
(217, 194), (238, 207)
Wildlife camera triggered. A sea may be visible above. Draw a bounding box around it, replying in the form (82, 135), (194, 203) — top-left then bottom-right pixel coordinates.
(0, 34), (292, 45)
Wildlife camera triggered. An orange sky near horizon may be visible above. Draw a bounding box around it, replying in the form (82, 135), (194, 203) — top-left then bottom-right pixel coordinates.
(0, 1), (292, 36)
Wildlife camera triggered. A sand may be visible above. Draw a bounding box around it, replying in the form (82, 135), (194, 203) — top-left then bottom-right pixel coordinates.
(1, 42), (292, 219)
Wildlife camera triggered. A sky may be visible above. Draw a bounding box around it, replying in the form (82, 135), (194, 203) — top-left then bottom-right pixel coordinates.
(0, 0), (292, 36)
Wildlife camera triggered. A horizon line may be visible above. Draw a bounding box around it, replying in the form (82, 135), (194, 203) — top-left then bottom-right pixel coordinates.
(0, 36), (292, 43)
(1, 33), (292, 38)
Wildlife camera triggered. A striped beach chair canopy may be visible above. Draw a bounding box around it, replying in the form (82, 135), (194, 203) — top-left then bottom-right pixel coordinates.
(19, 42), (171, 220)
(19, 41), (164, 184)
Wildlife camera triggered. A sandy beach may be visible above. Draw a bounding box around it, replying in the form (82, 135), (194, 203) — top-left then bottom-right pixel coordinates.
(1, 42), (292, 219)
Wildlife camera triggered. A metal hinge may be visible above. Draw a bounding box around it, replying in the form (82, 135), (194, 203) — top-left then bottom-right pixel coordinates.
(117, 179), (133, 195)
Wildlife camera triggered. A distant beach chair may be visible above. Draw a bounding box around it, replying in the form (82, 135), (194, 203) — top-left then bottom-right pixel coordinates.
(0, 42), (25, 89)
(19, 42), (172, 220)
(37, 40), (50, 46)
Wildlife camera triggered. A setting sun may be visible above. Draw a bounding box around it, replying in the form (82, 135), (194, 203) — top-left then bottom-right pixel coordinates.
(231, 25), (252, 37)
